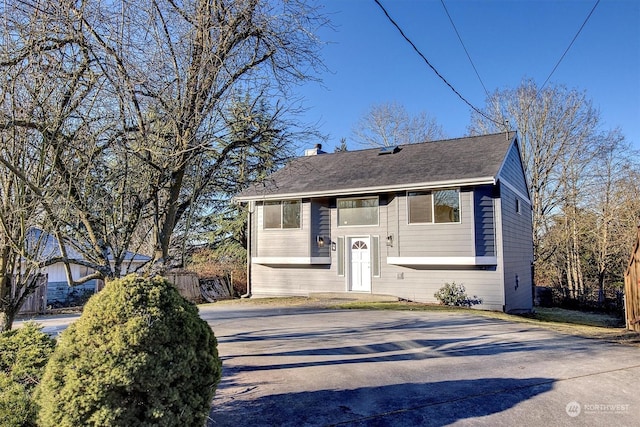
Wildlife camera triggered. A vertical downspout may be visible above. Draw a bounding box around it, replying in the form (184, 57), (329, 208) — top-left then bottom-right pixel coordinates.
(242, 201), (252, 298)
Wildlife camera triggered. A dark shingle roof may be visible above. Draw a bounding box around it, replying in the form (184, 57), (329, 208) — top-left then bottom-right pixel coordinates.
(235, 132), (516, 201)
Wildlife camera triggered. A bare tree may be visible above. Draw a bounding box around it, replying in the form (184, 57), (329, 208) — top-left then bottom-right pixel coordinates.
(586, 131), (640, 303)
(471, 79), (640, 307)
(0, 0), (326, 286)
(72, 0), (327, 264)
(352, 101), (445, 147)
(0, 0), (152, 284)
(469, 79), (601, 263)
(0, 133), (51, 330)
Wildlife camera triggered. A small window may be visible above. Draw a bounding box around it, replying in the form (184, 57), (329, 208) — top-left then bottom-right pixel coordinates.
(337, 197), (378, 226)
(408, 189), (460, 224)
(263, 200), (301, 229)
(515, 198), (521, 214)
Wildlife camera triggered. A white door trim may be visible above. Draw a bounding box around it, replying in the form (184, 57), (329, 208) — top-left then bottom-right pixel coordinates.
(348, 236), (371, 292)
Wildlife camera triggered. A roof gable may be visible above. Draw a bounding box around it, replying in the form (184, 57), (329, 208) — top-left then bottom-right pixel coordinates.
(236, 132), (517, 200)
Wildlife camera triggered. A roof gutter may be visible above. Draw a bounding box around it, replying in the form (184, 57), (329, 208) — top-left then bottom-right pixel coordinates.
(234, 176), (497, 202)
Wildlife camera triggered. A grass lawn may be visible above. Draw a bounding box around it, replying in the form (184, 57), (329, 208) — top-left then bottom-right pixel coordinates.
(213, 297), (640, 347)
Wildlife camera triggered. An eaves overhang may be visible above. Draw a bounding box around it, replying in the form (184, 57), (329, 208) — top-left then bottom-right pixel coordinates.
(234, 176), (497, 202)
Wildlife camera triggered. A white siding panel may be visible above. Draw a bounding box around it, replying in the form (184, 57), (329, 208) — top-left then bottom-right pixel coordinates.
(44, 263), (68, 282)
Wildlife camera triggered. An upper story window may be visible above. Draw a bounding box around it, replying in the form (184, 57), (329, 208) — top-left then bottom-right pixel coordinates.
(338, 197), (378, 226)
(263, 200), (301, 229)
(408, 189), (460, 224)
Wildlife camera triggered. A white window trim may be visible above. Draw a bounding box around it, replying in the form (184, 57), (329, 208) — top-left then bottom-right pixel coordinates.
(262, 199), (302, 230)
(337, 196), (380, 228)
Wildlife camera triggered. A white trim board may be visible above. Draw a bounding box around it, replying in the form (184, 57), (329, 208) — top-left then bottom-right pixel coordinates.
(386, 256), (498, 266)
(252, 257), (331, 265)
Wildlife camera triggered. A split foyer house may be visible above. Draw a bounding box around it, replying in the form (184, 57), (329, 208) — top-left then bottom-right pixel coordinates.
(235, 132), (534, 312)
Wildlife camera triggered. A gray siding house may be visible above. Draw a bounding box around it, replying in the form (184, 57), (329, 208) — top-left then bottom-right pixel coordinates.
(235, 132), (533, 312)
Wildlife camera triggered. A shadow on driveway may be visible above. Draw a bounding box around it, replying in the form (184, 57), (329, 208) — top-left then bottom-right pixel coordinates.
(208, 377), (555, 426)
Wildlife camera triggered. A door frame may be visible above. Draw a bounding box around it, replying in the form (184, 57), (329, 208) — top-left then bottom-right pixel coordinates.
(347, 235), (372, 293)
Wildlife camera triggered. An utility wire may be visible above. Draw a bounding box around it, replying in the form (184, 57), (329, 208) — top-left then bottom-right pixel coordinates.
(539, 0), (600, 91)
(373, 0), (505, 129)
(440, 0), (490, 99)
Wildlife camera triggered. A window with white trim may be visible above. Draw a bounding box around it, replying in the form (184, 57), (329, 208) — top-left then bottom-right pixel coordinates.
(263, 200), (301, 229)
(408, 189), (460, 224)
(337, 197), (379, 226)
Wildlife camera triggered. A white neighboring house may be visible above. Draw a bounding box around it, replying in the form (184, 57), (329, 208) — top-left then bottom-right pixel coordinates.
(27, 229), (151, 309)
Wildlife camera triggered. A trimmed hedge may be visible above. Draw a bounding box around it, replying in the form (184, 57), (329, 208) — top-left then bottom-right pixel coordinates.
(0, 322), (55, 427)
(36, 275), (222, 426)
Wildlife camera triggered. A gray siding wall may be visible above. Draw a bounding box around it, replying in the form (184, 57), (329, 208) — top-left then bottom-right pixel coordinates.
(249, 191), (506, 310)
(499, 176), (534, 312)
(394, 189), (474, 257)
(500, 143), (529, 197)
(310, 198), (331, 258)
(474, 186), (496, 257)
(255, 201), (311, 257)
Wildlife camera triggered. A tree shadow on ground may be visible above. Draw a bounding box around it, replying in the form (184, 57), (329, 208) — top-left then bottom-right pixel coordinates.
(208, 377), (555, 427)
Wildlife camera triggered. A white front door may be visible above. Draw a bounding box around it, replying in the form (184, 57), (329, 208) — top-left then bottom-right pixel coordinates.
(349, 237), (371, 292)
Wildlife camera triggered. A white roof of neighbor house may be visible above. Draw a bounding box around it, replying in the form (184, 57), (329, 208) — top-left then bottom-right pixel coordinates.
(27, 228), (151, 264)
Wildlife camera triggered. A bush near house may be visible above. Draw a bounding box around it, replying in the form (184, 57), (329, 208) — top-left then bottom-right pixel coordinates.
(0, 322), (56, 427)
(434, 282), (483, 307)
(36, 275), (222, 427)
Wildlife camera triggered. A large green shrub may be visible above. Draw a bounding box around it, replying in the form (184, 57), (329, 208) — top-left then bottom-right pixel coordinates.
(0, 322), (55, 426)
(36, 275), (222, 427)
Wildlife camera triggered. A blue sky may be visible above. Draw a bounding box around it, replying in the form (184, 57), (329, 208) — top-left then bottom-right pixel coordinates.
(295, 0), (640, 152)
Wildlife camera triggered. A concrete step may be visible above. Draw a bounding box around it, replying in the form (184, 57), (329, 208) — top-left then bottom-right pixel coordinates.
(308, 292), (398, 302)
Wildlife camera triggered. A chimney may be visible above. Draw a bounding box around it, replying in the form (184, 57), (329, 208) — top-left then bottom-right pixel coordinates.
(304, 143), (325, 156)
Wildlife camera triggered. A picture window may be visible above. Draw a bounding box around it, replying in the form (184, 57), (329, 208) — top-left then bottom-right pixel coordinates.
(408, 189), (460, 224)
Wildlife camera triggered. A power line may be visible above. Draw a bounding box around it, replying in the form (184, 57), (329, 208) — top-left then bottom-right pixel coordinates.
(373, 0), (505, 128)
(440, 0), (490, 98)
(540, 0), (600, 90)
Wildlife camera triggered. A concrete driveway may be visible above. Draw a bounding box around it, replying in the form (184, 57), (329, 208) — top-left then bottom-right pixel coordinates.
(200, 304), (639, 427)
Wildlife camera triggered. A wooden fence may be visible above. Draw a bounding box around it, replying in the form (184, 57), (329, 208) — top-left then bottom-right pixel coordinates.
(17, 274), (48, 314)
(624, 226), (640, 332)
(164, 270), (234, 303)
(165, 271), (201, 302)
